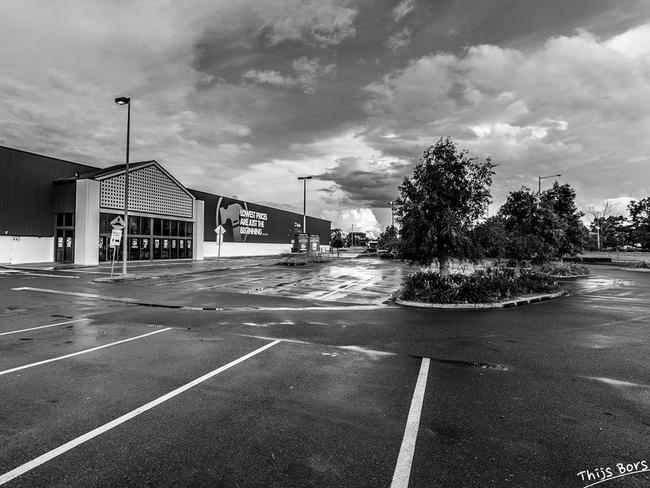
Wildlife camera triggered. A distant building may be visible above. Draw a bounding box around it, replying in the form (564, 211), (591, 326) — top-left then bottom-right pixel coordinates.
(0, 146), (330, 264)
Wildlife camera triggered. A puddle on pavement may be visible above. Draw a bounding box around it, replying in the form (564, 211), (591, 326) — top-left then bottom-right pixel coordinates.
(581, 334), (641, 349)
(581, 376), (647, 388)
(428, 357), (509, 371)
(0, 307), (29, 315)
(337, 345), (396, 358)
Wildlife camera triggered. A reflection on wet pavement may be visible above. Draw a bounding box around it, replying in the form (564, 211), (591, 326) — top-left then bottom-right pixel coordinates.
(188, 259), (411, 305)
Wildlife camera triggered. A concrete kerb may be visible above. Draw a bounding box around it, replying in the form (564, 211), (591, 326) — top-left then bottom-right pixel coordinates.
(616, 267), (650, 273)
(545, 274), (591, 280)
(395, 290), (568, 310)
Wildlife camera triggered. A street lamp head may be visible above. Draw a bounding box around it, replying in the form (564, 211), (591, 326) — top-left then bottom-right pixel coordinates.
(115, 96), (131, 105)
(297, 176), (313, 181)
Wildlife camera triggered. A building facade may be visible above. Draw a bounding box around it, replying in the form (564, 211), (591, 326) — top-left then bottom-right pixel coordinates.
(0, 146), (330, 265)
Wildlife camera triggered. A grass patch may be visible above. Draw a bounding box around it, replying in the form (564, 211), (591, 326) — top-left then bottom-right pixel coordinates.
(399, 267), (559, 304)
(631, 260), (650, 269)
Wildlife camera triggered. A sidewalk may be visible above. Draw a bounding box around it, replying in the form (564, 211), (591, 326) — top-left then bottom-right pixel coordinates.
(1, 256), (279, 282)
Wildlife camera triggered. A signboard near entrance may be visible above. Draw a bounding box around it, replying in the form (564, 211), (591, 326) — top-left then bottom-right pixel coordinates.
(109, 229), (122, 248)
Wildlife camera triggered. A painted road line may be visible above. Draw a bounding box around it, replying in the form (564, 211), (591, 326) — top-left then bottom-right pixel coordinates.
(11, 287), (140, 304)
(11, 272), (79, 279)
(0, 328), (171, 377)
(0, 339), (281, 486)
(391, 357), (430, 488)
(58, 269), (108, 275)
(316, 279), (370, 300)
(0, 318), (90, 337)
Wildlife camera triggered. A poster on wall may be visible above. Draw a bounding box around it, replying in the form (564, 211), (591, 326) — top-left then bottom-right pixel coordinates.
(216, 196), (270, 242)
(190, 189), (331, 245)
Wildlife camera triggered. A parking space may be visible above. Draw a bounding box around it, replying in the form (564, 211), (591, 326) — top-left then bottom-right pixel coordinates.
(1, 263), (649, 486)
(0, 306), (431, 487)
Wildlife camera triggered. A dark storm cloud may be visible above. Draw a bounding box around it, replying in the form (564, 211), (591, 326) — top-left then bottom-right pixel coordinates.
(317, 157), (412, 207)
(2, 0), (650, 230)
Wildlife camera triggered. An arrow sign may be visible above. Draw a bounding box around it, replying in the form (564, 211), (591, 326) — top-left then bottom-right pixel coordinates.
(215, 225), (226, 261)
(111, 216), (126, 230)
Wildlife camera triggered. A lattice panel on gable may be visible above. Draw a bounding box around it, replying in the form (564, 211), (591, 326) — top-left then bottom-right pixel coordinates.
(100, 165), (193, 218)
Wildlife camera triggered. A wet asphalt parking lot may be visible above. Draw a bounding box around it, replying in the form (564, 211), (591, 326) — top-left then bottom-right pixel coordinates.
(0, 259), (648, 487)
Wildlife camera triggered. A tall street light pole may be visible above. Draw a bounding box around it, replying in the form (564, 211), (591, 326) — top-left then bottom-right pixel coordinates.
(115, 96), (131, 276)
(298, 176), (312, 233)
(538, 174), (561, 194)
(389, 201), (394, 228)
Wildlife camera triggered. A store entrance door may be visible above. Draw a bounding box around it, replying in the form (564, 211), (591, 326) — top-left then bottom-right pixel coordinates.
(55, 229), (74, 263)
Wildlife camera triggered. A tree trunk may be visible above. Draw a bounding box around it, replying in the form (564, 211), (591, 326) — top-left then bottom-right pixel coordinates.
(439, 257), (449, 276)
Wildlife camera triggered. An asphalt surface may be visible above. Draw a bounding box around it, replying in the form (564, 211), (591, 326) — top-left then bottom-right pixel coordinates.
(0, 259), (648, 487)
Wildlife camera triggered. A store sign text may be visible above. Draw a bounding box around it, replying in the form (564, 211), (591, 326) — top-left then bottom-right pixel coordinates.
(239, 209), (268, 236)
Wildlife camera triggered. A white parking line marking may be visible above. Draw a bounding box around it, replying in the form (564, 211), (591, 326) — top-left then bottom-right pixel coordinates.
(0, 318), (90, 336)
(0, 328), (171, 377)
(391, 357), (430, 488)
(0, 339), (281, 485)
(11, 287), (140, 304)
(9, 272), (79, 279)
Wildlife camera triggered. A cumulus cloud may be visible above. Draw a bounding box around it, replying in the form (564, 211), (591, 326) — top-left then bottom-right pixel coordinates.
(360, 26), (650, 209)
(253, 0), (358, 46)
(321, 208), (382, 236)
(242, 57), (336, 94)
(392, 0), (416, 22)
(386, 27), (412, 53)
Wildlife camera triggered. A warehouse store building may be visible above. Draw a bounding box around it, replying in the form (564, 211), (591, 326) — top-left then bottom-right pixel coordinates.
(0, 146), (330, 265)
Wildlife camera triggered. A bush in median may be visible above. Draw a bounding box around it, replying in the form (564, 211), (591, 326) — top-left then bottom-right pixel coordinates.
(398, 267), (559, 304)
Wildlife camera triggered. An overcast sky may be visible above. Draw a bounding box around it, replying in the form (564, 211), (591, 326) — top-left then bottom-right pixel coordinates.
(2, 0), (650, 234)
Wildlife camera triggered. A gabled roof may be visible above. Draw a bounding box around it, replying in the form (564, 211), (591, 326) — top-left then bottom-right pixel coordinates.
(96, 160), (195, 201)
(55, 161), (152, 182)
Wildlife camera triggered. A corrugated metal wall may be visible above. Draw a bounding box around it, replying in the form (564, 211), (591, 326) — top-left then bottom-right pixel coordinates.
(0, 147), (97, 236)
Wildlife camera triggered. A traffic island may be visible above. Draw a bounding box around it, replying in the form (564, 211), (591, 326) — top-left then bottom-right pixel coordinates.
(395, 267), (567, 310)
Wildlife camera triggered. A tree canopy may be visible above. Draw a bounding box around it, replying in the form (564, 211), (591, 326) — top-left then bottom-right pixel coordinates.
(627, 197), (650, 249)
(497, 183), (583, 264)
(396, 137), (495, 274)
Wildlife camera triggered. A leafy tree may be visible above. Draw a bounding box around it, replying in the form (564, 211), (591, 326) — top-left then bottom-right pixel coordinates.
(395, 137), (495, 274)
(330, 228), (344, 248)
(346, 232), (367, 247)
(589, 215), (626, 250)
(377, 225), (400, 252)
(627, 198), (650, 249)
(498, 183), (584, 264)
(499, 187), (558, 265)
(540, 182), (584, 256)
(472, 216), (508, 261)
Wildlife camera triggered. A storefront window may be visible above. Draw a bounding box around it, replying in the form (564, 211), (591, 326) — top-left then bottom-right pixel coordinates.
(98, 212), (193, 262)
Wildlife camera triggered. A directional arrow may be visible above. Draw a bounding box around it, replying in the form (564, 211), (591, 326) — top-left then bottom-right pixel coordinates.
(215, 225), (226, 237)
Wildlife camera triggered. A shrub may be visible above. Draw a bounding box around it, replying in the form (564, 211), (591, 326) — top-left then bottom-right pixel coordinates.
(538, 263), (590, 276)
(632, 260), (650, 269)
(399, 267), (559, 304)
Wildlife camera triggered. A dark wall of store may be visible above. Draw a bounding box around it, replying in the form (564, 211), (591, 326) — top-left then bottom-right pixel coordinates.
(0, 146), (96, 236)
(190, 189), (331, 245)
